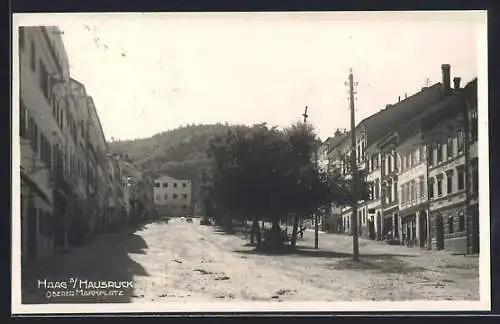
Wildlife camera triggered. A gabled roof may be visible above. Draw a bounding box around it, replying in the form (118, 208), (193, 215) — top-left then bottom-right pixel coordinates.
(326, 132), (349, 154)
(379, 77), (477, 148)
(361, 83), (445, 147)
(154, 175), (190, 182)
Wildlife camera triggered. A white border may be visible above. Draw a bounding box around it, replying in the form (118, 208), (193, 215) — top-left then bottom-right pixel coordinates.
(11, 11), (490, 315)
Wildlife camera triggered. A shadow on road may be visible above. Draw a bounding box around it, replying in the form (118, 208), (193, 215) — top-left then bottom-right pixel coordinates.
(21, 225), (150, 304)
(212, 224), (250, 240)
(233, 246), (423, 274)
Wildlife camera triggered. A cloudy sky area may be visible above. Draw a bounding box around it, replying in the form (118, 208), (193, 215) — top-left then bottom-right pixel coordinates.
(20, 12), (483, 141)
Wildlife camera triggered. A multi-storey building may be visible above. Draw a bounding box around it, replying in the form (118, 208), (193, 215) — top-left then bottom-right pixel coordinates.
(338, 66), (449, 241)
(328, 64), (479, 255)
(153, 175), (192, 217)
(18, 26), (158, 266)
(365, 142), (382, 240)
(420, 75), (478, 254)
(19, 26), (71, 262)
(317, 130), (348, 232)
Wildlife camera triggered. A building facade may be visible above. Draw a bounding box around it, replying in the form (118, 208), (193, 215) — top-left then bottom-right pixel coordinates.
(153, 175), (192, 217)
(18, 26), (154, 264)
(326, 64), (478, 255)
(19, 26), (71, 263)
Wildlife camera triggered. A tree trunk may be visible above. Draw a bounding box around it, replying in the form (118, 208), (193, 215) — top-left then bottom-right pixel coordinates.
(253, 219), (262, 248)
(250, 218), (256, 244)
(291, 213), (299, 247)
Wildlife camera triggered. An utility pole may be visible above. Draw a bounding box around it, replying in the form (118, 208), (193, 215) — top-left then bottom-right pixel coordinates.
(347, 68), (360, 261)
(463, 98), (471, 254)
(302, 105), (319, 249)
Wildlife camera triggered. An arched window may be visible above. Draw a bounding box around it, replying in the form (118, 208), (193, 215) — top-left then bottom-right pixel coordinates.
(448, 215), (454, 234)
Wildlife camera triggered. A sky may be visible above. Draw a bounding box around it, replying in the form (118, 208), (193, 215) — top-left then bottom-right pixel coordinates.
(18, 11), (484, 142)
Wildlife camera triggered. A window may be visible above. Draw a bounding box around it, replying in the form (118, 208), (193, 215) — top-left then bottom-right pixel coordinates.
(401, 185), (406, 204)
(417, 177), (423, 198)
(182, 183), (187, 188)
(155, 194), (160, 201)
(448, 215), (454, 234)
(173, 183), (178, 188)
(162, 183), (168, 188)
(419, 146), (425, 163)
(437, 176), (443, 196)
(428, 179), (435, 198)
(60, 109), (64, 131)
(164, 194), (168, 200)
(393, 181), (398, 201)
(39, 60), (50, 101)
(470, 110), (478, 143)
(20, 101), (28, 137)
(173, 193), (178, 199)
(40, 134), (52, 168)
(446, 171), (453, 194)
(457, 130), (465, 153)
(413, 148), (419, 164)
(472, 166), (479, 195)
(436, 142), (443, 163)
(30, 40), (36, 71)
(182, 193), (188, 199)
(386, 183), (392, 203)
(361, 142), (365, 160)
(409, 182), (414, 202)
(406, 153), (411, 169)
(459, 212), (465, 232)
(427, 145), (434, 166)
(154, 183), (160, 188)
(458, 168), (465, 190)
(374, 180), (379, 199)
(447, 136), (454, 159)
(28, 117), (38, 153)
(19, 27), (25, 51)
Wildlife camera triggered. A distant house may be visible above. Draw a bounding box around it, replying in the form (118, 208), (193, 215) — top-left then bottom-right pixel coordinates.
(153, 175), (192, 217)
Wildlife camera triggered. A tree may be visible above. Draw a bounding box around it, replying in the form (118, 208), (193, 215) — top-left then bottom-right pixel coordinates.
(205, 122), (352, 250)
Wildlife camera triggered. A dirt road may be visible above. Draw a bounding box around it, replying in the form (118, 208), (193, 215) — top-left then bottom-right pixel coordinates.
(22, 218), (479, 303)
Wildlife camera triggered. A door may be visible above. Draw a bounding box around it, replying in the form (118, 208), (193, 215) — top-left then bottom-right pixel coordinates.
(376, 211), (382, 240)
(420, 211), (428, 248)
(436, 214), (445, 250)
(471, 207), (480, 254)
(368, 219), (375, 240)
(27, 205), (37, 260)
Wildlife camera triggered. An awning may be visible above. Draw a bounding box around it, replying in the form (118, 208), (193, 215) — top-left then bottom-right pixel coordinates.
(20, 171), (52, 207)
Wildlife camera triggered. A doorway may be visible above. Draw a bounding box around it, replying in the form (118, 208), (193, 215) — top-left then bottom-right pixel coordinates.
(419, 211), (428, 248)
(471, 206), (479, 254)
(27, 205), (37, 261)
(376, 211), (382, 240)
(436, 214), (445, 250)
(368, 218), (375, 240)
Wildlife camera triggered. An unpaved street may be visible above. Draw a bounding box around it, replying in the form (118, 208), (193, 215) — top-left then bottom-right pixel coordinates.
(22, 218), (479, 303)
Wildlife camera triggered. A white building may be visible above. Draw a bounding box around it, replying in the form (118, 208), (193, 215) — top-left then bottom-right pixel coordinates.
(19, 26), (71, 263)
(153, 175), (192, 217)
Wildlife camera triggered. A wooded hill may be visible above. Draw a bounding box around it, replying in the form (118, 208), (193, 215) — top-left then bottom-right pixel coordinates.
(107, 123), (247, 204)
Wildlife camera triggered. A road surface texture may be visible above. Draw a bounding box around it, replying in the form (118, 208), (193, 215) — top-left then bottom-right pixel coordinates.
(21, 218), (479, 304)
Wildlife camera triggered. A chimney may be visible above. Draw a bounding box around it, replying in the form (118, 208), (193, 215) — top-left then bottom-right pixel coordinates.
(441, 64), (451, 95)
(453, 77), (461, 90)
(398, 96), (401, 102)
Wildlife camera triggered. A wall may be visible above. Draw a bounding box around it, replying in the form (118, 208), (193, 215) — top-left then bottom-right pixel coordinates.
(154, 177), (192, 217)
